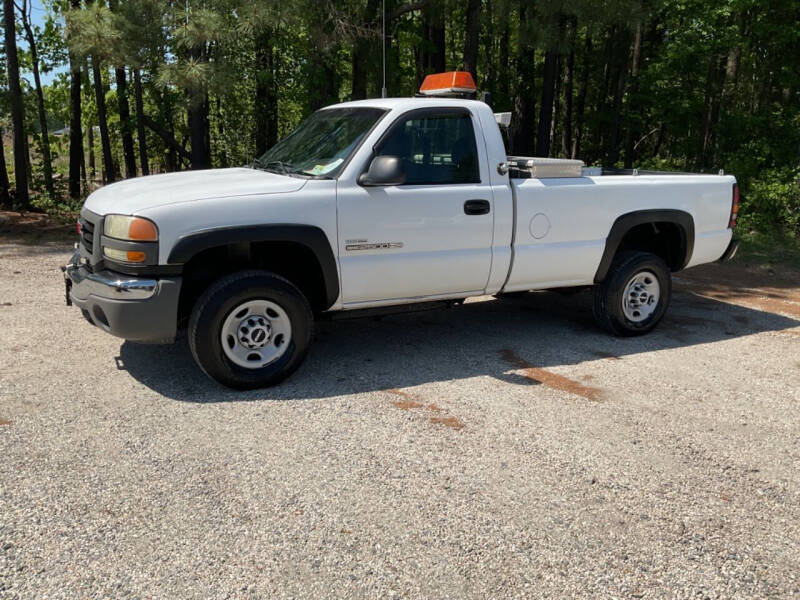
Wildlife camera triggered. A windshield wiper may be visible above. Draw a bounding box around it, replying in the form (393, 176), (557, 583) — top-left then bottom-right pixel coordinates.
(252, 158), (333, 179)
(252, 158), (297, 175)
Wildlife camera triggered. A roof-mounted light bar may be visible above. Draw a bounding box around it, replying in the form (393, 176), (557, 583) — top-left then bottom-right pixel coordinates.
(418, 71), (477, 98)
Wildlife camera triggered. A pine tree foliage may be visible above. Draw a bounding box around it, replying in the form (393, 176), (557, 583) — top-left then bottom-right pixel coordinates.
(0, 0), (797, 235)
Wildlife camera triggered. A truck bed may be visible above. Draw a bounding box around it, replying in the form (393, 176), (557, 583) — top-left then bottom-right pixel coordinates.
(503, 169), (736, 292)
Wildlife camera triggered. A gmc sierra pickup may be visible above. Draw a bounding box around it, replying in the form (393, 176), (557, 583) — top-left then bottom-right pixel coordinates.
(63, 72), (739, 389)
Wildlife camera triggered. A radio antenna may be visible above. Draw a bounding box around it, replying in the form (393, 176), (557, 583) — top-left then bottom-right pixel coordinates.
(381, 0), (387, 98)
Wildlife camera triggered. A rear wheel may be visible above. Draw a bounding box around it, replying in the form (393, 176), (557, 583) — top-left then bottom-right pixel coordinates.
(188, 271), (313, 389)
(593, 251), (671, 336)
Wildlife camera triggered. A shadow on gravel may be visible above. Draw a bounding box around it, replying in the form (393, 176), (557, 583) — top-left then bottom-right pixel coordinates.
(117, 286), (800, 402)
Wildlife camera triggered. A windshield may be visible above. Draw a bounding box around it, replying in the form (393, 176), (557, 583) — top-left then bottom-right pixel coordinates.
(254, 107), (387, 178)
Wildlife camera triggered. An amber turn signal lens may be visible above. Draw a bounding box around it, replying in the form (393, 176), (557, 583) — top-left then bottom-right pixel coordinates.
(103, 247), (147, 263)
(126, 251), (147, 263)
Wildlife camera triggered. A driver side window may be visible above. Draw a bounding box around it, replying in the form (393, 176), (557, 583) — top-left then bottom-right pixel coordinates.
(375, 111), (480, 185)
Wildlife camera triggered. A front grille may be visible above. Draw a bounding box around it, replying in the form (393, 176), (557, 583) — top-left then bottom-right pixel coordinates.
(80, 217), (95, 255)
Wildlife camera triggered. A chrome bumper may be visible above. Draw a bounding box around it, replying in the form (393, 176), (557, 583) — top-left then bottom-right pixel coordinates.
(62, 248), (182, 343)
(63, 249), (158, 302)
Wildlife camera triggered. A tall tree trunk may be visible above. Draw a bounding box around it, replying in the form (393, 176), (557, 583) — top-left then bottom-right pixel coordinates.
(419, 2), (445, 79)
(653, 122), (665, 158)
(255, 28), (279, 155)
(184, 43), (211, 170)
(115, 67), (137, 177)
(482, 0), (495, 97)
(498, 7), (510, 108)
(87, 118), (96, 181)
(3, 0), (29, 208)
(67, 0), (83, 199)
(551, 54), (562, 154)
(0, 124), (10, 205)
(133, 69), (149, 176)
(561, 45), (575, 158)
(537, 48), (559, 157)
(605, 28), (630, 166)
(700, 54), (724, 169)
(509, 1), (536, 156)
(592, 26), (616, 157)
(166, 107), (178, 172)
(721, 45), (741, 105)
(20, 1), (55, 198)
(463, 0), (480, 79)
(188, 102), (210, 169)
(308, 11), (339, 111)
(214, 95), (227, 168)
(572, 31), (592, 159)
(82, 59), (96, 182)
(25, 134), (33, 183)
(91, 60), (115, 183)
(351, 0), (380, 100)
(623, 22), (643, 169)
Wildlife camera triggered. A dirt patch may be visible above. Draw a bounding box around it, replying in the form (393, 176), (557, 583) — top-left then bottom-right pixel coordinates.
(681, 284), (800, 318)
(392, 399), (426, 411)
(500, 349), (604, 401)
(0, 210), (75, 244)
(676, 262), (800, 318)
(429, 415), (465, 431)
(386, 389), (463, 430)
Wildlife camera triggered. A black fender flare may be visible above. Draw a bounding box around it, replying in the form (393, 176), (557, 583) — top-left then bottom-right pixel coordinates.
(593, 209), (695, 283)
(167, 224), (340, 309)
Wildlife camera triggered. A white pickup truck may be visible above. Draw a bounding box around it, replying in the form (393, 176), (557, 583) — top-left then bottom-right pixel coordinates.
(63, 72), (739, 389)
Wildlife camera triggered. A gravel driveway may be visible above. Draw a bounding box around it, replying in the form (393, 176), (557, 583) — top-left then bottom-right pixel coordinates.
(1, 239), (799, 599)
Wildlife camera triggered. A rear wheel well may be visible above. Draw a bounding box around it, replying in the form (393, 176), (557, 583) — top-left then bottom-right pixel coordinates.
(177, 241), (328, 326)
(615, 221), (687, 272)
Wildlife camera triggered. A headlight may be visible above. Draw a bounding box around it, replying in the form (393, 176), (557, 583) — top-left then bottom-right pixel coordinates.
(104, 215), (158, 241)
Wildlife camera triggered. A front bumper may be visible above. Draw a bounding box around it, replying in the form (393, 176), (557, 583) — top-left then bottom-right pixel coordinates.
(62, 249), (181, 343)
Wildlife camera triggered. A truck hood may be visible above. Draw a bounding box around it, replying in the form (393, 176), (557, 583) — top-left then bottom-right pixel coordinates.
(83, 167), (308, 215)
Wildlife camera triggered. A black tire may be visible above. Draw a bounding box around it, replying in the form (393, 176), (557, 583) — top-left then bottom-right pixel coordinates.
(592, 251), (671, 336)
(188, 270), (313, 389)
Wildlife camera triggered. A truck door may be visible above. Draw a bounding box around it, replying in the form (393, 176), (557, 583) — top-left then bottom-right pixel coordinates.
(336, 107), (494, 305)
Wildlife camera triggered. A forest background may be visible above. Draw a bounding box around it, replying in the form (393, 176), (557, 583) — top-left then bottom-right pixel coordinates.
(1, 0), (798, 251)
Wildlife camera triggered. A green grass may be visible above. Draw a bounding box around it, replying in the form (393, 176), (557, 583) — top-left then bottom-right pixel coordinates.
(736, 226), (800, 269)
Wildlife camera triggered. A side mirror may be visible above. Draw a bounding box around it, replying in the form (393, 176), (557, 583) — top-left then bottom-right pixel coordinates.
(359, 155), (406, 186)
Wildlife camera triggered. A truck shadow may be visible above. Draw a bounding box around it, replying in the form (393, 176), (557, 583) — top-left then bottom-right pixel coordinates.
(117, 285), (800, 403)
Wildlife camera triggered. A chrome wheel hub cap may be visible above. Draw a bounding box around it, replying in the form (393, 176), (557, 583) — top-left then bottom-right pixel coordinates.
(221, 300), (292, 369)
(622, 271), (660, 322)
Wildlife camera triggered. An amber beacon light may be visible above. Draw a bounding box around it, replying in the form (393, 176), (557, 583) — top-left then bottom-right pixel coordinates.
(418, 71), (477, 97)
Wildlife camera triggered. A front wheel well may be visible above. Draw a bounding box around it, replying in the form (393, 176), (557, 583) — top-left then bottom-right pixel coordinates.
(177, 241), (329, 326)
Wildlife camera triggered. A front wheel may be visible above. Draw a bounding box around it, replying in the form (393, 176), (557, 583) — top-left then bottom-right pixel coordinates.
(188, 271), (313, 389)
(593, 251), (671, 336)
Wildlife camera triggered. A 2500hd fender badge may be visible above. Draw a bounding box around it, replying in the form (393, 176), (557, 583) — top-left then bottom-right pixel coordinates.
(345, 241), (404, 251)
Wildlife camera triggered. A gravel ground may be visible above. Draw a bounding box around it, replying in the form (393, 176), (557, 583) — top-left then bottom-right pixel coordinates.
(1, 239), (799, 599)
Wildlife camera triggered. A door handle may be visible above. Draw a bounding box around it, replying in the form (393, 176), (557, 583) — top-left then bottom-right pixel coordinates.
(464, 199), (490, 215)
